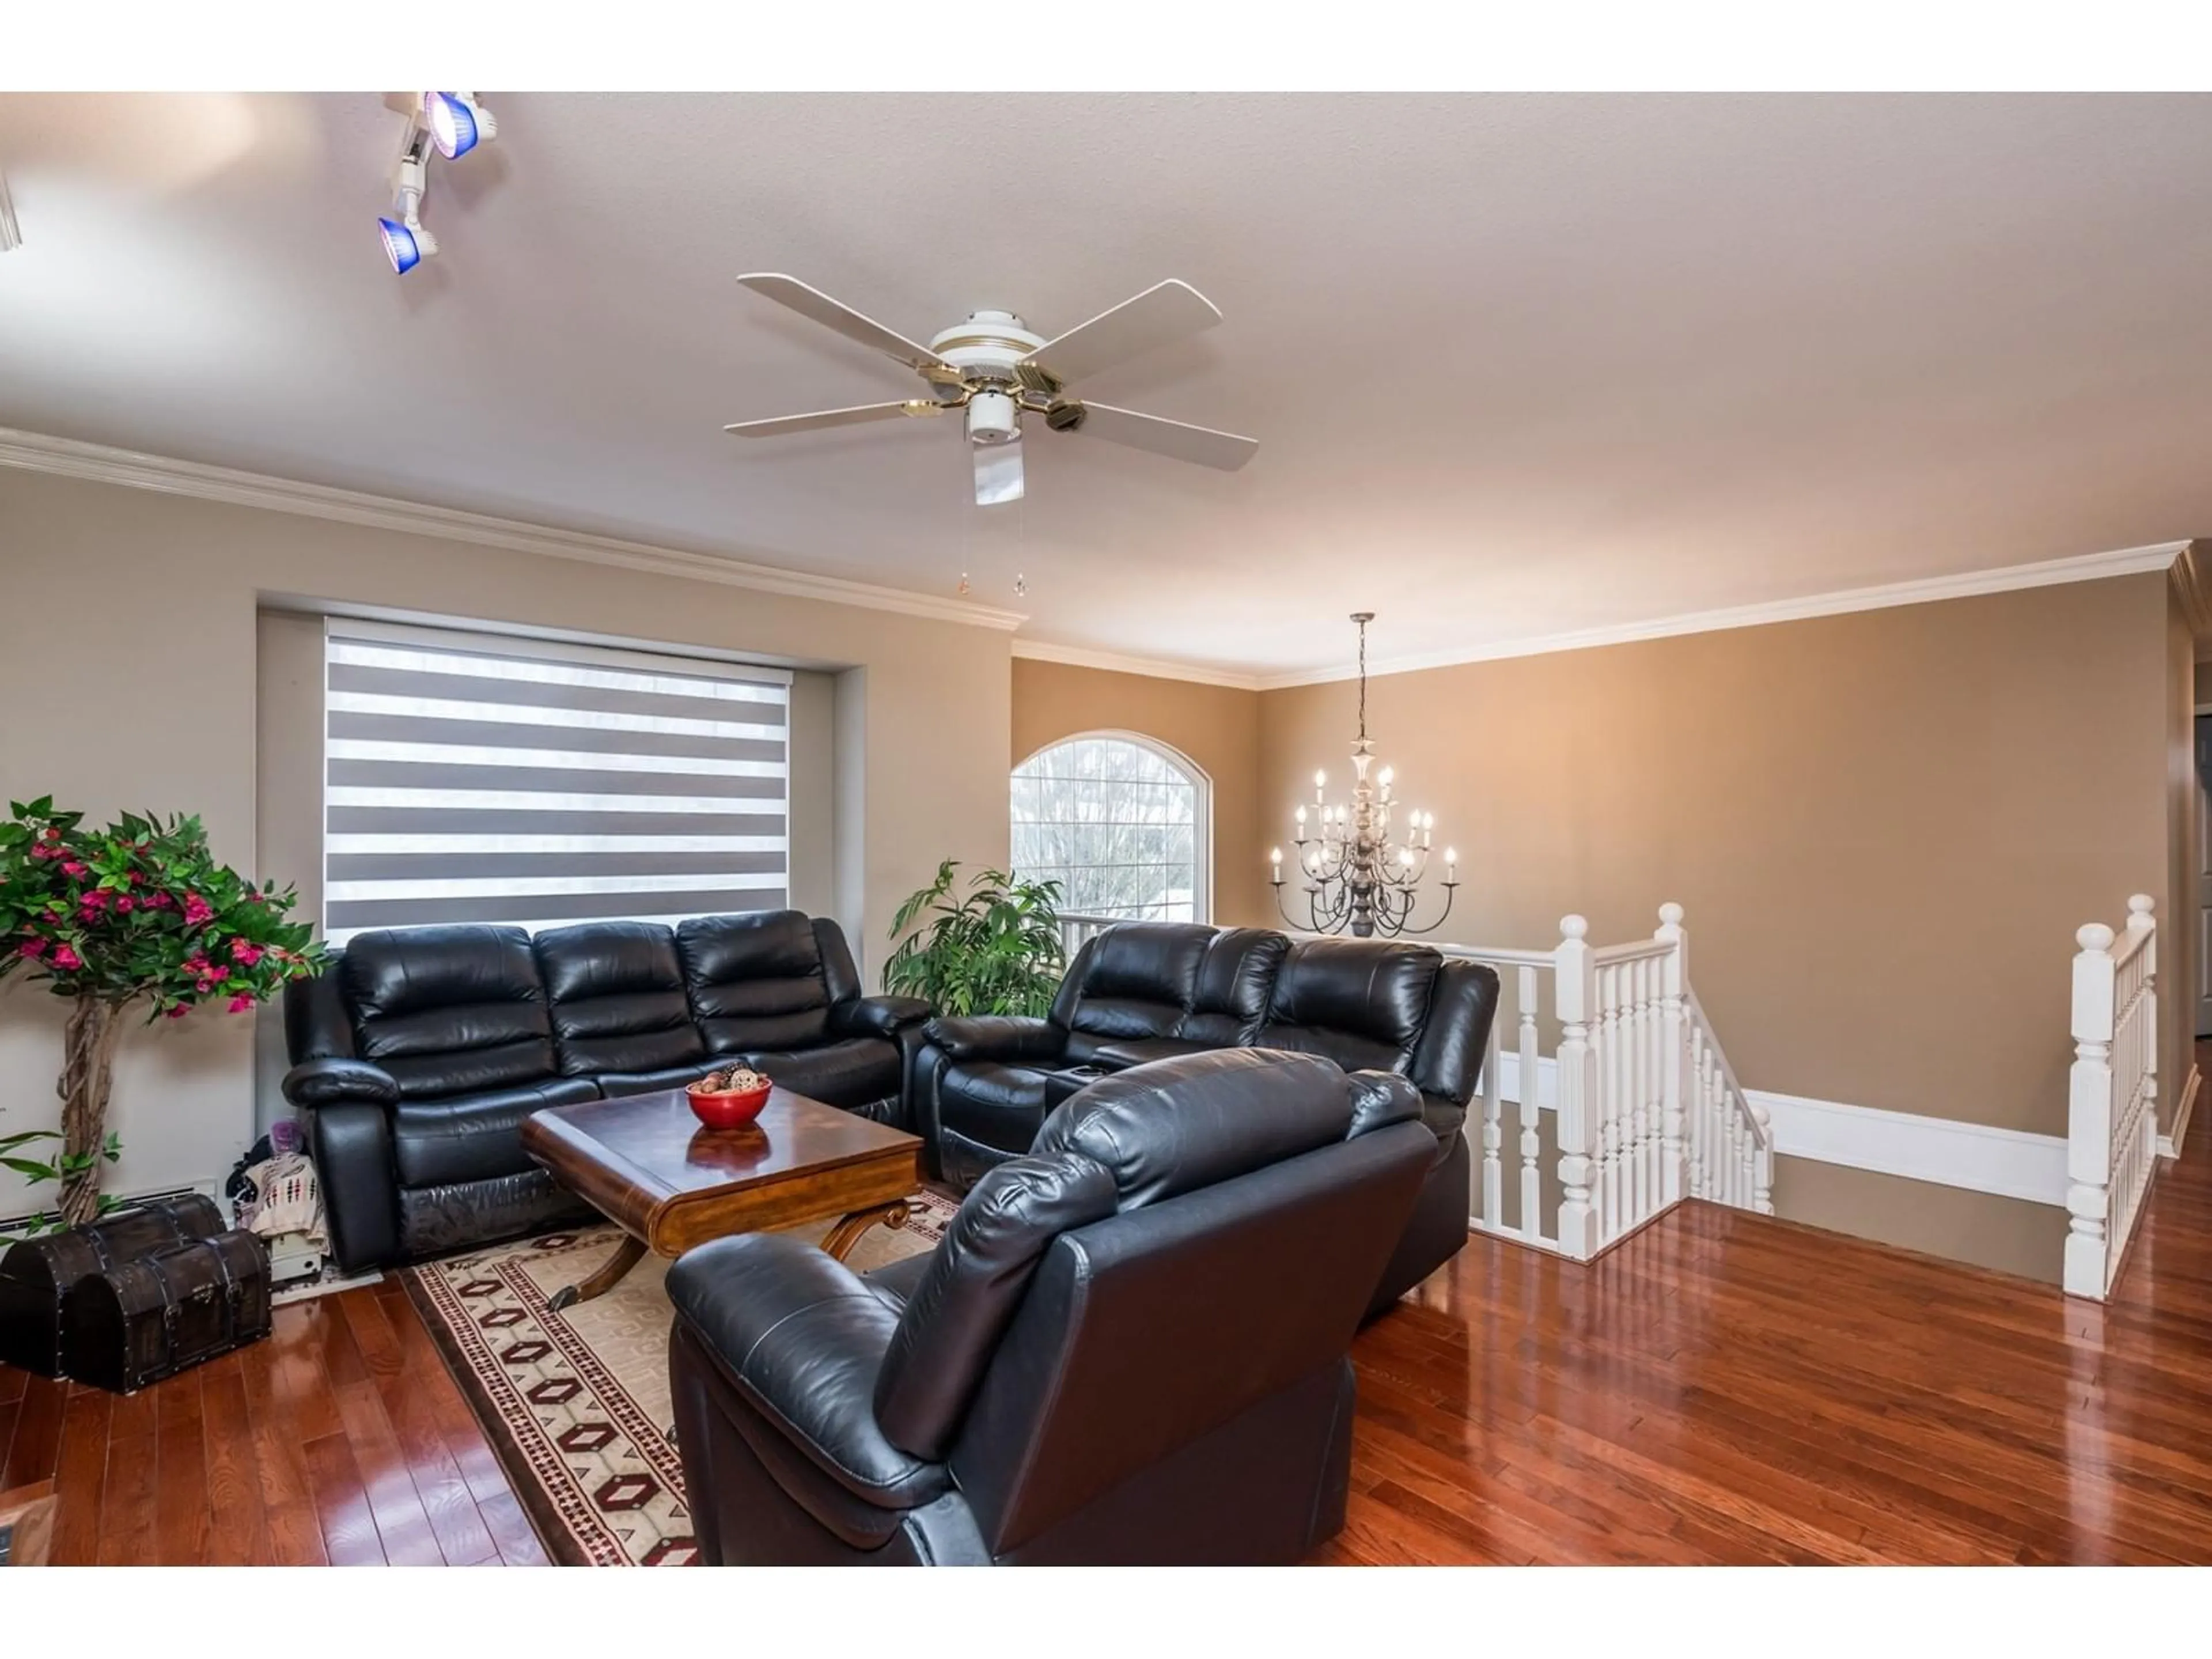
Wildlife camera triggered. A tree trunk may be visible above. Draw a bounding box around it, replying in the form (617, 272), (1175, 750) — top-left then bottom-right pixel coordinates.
(55, 998), (127, 1228)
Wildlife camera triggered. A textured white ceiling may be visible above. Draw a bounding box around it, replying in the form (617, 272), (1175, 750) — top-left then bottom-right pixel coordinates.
(3, 92), (2210, 677)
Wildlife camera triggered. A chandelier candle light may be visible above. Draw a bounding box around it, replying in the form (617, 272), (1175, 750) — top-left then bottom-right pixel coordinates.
(1271, 612), (1457, 938)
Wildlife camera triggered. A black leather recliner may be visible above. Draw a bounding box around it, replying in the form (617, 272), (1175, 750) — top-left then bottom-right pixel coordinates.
(281, 911), (930, 1272)
(665, 1048), (1436, 1565)
(912, 922), (1497, 1317)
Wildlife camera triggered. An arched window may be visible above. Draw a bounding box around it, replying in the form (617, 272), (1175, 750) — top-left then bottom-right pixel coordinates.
(1012, 733), (1211, 923)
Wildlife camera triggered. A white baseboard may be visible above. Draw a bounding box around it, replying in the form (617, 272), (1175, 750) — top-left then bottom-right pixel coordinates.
(2160, 1065), (2199, 1160)
(0, 1174), (222, 1238)
(1484, 1053), (2069, 1207)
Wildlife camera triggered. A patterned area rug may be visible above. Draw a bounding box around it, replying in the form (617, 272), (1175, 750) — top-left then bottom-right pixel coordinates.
(403, 1191), (957, 1566)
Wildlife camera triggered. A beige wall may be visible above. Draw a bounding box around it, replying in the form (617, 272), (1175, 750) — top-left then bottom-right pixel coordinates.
(1260, 577), (2174, 1139)
(1011, 658), (1268, 928)
(0, 467), (1010, 1200)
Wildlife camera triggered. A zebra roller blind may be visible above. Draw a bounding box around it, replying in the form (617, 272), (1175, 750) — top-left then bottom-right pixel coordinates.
(322, 620), (791, 945)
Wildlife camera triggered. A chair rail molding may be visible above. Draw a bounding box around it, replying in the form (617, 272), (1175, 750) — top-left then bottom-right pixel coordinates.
(0, 427), (1029, 632)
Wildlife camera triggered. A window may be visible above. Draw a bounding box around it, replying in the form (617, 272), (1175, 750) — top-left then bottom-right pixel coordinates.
(1011, 733), (1209, 923)
(321, 619), (790, 945)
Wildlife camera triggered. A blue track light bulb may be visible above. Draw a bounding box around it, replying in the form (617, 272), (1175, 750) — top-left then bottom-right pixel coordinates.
(379, 214), (437, 274)
(424, 92), (495, 161)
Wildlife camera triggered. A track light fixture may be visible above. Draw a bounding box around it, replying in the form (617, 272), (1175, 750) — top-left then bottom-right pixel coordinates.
(375, 92), (496, 276)
(378, 149), (437, 274)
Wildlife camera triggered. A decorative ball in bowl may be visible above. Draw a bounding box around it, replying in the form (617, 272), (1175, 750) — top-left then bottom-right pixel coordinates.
(686, 1066), (772, 1130)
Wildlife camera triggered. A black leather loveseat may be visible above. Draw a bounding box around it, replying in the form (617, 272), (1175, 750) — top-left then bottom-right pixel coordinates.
(912, 923), (1497, 1316)
(281, 911), (929, 1272)
(667, 1048), (1437, 1565)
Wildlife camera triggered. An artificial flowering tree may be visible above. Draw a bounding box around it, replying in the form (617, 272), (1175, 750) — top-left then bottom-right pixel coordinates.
(0, 798), (324, 1229)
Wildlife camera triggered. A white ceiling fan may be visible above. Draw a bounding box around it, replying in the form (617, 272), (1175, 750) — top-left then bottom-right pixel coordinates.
(723, 274), (1259, 505)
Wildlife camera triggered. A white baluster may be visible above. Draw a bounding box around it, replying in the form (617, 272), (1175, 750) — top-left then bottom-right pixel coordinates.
(1610, 955), (1628, 1238)
(1657, 905), (1688, 1207)
(1638, 954), (1658, 1227)
(1555, 916), (1599, 1259)
(2064, 922), (2116, 1299)
(1752, 1100), (1774, 1214)
(1517, 964), (1541, 1241)
(1480, 1003), (1503, 1231)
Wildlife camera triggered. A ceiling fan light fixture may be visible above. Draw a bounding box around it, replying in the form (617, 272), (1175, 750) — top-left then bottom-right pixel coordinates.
(966, 389), (1020, 447)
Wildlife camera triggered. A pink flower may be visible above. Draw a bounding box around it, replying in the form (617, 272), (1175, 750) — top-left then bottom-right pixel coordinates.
(60, 860), (86, 877)
(16, 939), (47, 959)
(205, 964), (229, 983)
(231, 942), (264, 968)
(115, 895), (134, 914)
(181, 894), (214, 927)
(147, 892), (173, 910)
(165, 1003), (190, 1020)
(226, 993), (255, 1014)
(50, 944), (82, 971)
(79, 889), (109, 911)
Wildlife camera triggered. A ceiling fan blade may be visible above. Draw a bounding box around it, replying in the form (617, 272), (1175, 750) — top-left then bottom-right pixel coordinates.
(975, 438), (1025, 507)
(1063, 402), (1258, 471)
(722, 400), (939, 437)
(1022, 279), (1222, 385)
(736, 273), (953, 376)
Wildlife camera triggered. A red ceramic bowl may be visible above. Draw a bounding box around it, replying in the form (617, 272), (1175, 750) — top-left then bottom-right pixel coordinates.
(686, 1078), (771, 1130)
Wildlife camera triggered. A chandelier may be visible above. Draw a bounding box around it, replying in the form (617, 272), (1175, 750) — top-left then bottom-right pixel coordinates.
(1271, 612), (1457, 938)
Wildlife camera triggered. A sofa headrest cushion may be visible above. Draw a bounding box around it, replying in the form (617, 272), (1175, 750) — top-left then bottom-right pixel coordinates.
(1266, 938), (1442, 1050)
(1028, 1047), (1353, 1210)
(676, 910), (823, 986)
(1078, 923), (1211, 1008)
(340, 925), (543, 1021)
(533, 920), (683, 1003)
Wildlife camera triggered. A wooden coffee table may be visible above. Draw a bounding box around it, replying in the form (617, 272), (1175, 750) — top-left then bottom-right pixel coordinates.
(520, 1085), (923, 1311)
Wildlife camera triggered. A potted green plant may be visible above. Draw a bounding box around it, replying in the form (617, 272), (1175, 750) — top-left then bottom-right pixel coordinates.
(0, 798), (325, 1230)
(884, 859), (1066, 1017)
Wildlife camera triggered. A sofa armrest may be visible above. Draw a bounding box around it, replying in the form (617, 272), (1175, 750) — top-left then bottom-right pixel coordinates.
(666, 1234), (949, 1513)
(921, 1014), (1063, 1063)
(282, 1056), (402, 1111)
(305, 1101), (401, 1273)
(833, 994), (934, 1041)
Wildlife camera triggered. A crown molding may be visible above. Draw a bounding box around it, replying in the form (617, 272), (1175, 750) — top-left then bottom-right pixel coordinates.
(1253, 539), (2194, 690)
(2166, 540), (2212, 657)
(1010, 637), (1264, 691)
(0, 427), (1029, 633)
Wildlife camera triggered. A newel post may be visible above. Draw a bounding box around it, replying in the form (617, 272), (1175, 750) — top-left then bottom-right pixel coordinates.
(2064, 922), (2117, 1299)
(1655, 902), (1688, 1208)
(1555, 915), (1600, 1260)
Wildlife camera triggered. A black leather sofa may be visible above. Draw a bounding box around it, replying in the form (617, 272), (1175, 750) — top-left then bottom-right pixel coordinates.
(912, 923), (1498, 1316)
(281, 911), (930, 1272)
(666, 1048), (1435, 1565)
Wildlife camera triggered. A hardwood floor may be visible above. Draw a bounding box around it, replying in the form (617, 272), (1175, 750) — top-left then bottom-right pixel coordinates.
(1320, 1086), (2212, 1565)
(5, 1086), (2210, 1566)
(0, 1274), (546, 1566)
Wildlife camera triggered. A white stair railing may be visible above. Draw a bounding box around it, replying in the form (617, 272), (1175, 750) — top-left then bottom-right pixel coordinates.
(1053, 902), (1774, 1263)
(1452, 903), (1772, 1261)
(2065, 896), (2158, 1300)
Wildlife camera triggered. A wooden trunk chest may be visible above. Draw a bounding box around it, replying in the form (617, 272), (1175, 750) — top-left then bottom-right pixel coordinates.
(62, 1229), (271, 1395)
(0, 1194), (225, 1378)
